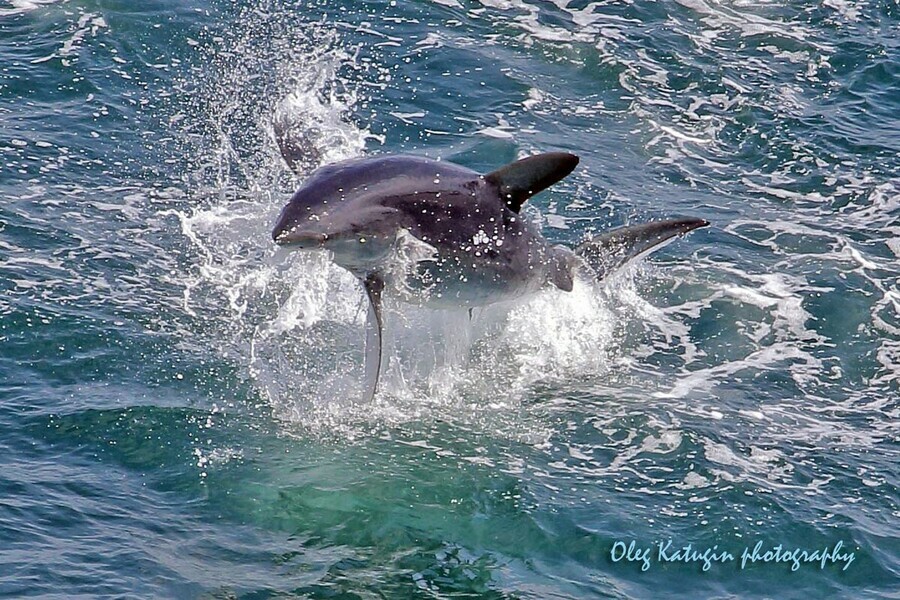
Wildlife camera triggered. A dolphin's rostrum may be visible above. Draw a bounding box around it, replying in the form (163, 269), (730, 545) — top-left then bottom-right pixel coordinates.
(272, 152), (707, 400)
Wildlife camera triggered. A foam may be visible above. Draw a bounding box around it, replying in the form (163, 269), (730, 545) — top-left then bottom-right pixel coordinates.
(0, 0), (60, 17)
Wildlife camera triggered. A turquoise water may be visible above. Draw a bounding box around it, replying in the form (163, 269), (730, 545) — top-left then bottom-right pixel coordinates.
(1, 0), (898, 597)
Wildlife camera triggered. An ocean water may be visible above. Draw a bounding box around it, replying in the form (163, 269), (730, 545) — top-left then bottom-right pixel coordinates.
(1, 0), (898, 597)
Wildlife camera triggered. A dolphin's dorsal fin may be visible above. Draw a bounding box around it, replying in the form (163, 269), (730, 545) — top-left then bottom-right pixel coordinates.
(484, 152), (579, 212)
(362, 273), (385, 402)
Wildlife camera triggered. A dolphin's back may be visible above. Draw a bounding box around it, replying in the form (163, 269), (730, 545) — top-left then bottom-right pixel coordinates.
(285, 155), (479, 211)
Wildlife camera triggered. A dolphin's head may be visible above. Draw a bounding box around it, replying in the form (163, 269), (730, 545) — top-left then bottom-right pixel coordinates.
(273, 158), (405, 248)
(272, 186), (404, 275)
(272, 176), (335, 248)
(273, 203), (399, 246)
(271, 205), (330, 249)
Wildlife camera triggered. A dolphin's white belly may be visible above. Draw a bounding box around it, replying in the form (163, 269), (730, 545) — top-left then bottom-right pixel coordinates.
(327, 224), (561, 308)
(403, 261), (547, 307)
(382, 233), (553, 308)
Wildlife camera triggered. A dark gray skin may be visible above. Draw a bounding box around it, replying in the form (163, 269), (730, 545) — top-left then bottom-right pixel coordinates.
(271, 152), (708, 400)
(272, 154), (578, 307)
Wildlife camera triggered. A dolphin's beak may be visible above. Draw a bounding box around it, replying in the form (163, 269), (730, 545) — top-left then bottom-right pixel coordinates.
(272, 226), (328, 248)
(272, 200), (331, 247)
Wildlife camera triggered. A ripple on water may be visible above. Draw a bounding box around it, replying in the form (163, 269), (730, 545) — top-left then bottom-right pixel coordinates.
(2, 0), (899, 596)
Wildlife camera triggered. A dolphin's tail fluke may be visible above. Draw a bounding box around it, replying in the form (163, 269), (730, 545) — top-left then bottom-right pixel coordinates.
(272, 105), (322, 175)
(575, 218), (709, 280)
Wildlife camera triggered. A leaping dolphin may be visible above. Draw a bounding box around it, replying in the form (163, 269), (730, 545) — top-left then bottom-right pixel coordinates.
(271, 151), (707, 400)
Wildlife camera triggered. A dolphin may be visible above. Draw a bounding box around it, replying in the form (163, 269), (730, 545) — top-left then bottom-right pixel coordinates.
(271, 151), (707, 400)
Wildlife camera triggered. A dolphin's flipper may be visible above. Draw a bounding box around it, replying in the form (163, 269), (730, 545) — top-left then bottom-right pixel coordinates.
(362, 273), (385, 402)
(485, 152), (579, 212)
(575, 218), (709, 280)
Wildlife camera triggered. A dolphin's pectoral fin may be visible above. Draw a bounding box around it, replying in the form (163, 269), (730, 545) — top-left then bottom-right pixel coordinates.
(575, 218), (709, 280)
(362, 273), (385, 402)
(485, 152), (579, 212)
